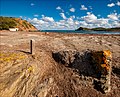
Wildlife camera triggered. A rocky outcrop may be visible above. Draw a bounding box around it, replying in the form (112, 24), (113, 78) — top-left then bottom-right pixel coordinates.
(52, 50), (112, 93)
(75, 27), (84, 31)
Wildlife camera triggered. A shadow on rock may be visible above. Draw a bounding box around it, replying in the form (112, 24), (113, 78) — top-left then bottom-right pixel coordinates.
(52, 50), (96, 77)
(112, 66), (120, 78)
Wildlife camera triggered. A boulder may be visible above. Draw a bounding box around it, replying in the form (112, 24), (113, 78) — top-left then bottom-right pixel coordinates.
(52, 50), (112, 93)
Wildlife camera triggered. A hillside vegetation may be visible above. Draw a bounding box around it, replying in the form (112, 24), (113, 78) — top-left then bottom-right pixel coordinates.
(0, 17), (37, 31)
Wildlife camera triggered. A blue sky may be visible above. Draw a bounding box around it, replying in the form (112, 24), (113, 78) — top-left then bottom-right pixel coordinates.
(0, 0), (120, 30)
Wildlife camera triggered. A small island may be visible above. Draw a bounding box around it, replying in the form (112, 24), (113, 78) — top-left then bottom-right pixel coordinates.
(76, 27), (120, 32)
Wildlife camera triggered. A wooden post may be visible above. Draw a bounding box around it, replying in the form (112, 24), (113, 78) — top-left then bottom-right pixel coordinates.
(30, 39), (35, 55)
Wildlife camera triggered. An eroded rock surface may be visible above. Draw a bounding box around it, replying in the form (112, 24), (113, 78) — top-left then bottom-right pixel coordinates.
(0, 32), (120, 97)
(52, 50), (112, 93)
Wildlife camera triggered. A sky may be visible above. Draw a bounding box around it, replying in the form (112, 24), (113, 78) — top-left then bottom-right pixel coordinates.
(0, 0), (120, 30)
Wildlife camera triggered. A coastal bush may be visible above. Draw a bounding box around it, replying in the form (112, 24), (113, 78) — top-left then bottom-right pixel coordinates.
(0, 17), (17, 30)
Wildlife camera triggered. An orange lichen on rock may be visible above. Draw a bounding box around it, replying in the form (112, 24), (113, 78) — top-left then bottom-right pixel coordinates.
(92, 50), (112, 93)
(101, 64), (110, 70)
(92, 50), (112, 75)
(103, 50), (112, 58)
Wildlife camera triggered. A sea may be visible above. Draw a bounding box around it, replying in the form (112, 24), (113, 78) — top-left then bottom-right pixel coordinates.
(41, 30), (120, 35)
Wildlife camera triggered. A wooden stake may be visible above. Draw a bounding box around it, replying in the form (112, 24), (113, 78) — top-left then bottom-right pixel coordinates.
(30, 39), (35, 55)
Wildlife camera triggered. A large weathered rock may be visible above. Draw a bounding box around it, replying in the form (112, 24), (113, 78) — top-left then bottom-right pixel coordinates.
(52, 50), (96, 76)
(52, 50), (112, 93)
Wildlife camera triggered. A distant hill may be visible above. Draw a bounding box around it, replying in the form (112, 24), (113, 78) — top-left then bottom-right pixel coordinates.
(0, 17), (38, 31)
(76, 27), (120, 32)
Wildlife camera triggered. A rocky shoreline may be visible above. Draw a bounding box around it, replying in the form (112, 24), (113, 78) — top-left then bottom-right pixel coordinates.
(0, 31), (120, 97)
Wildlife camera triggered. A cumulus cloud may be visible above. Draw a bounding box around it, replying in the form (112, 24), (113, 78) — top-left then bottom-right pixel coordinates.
(107, 13), (118, 20)
(80, 5), (88, 10)
(70, 8), (75, 12)
(28, 18), (46, 30)
(107, 3), (115, 7)
(41, 15), (54, 22)
(80, 12), (120, 28)
(28, 11), (120, 30)
(81, 13), (97, 23)
(28, 15), (79, 30)
(116, 1), (120, 6)
(28, 18), (44, 24)
(60, 13), (67, 19)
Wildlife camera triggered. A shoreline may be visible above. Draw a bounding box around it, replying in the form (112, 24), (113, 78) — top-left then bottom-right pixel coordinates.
(0, 30), (120, 36)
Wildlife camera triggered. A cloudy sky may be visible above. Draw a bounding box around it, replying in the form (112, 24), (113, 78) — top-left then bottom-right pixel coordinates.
(1, 0), (120, 30)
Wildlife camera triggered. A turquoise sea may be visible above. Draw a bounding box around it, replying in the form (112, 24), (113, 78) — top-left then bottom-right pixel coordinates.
(41, 30), (120, 35)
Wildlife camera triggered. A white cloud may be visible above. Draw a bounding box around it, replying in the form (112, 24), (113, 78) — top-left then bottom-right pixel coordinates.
(107, 3), (115, 7)
(80, 12), (120, 28)
(80, 13), (108, 28)
(31, 3), (35, 6)
(107, 13), (118, 20)
(71, 15), (75, 19)
(70, 8), (75, 12)
(80, 5), (88, 10)
(28, 11), (120, 30)
(34, 14), (39, 17)
(56, 6), (64, 12)
(56, 6), (61, 10)
(116, 1), (120, 6)
(81, 13), (97, 23)
(28, 15), (79, 30)
(60, 13), (67, 19)
(87, 12), (91, 15)
(28, 18), (45, 26)
(95, 18), (108, 25)
(41, 15), (54, 22)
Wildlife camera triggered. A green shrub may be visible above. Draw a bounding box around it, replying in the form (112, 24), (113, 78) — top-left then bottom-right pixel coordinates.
(0, 16), (17, 30)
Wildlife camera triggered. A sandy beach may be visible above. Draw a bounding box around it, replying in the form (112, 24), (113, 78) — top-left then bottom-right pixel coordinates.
(0, 31), (120, 97)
